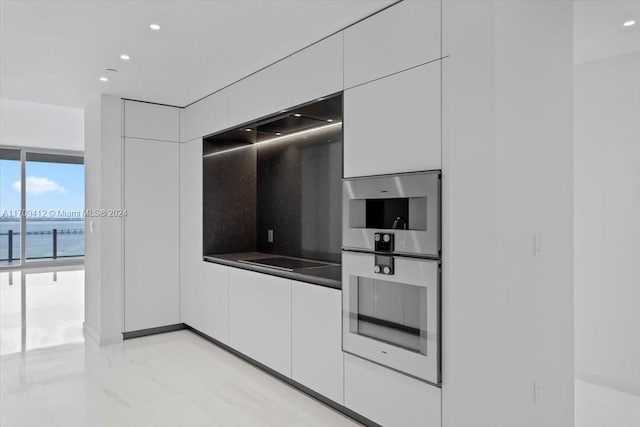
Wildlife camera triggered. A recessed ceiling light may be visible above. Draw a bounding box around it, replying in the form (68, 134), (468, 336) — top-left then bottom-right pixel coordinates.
(623, 20), (636, 27)
(120, 54), (130, 61)
(149, 23), (161, 31)
(244, 128), (252, 132)
(293, 113), (301, 117)
(99, 76), (108, 82)
(327, 119), (333, 122)
(276, 133), (282, 136)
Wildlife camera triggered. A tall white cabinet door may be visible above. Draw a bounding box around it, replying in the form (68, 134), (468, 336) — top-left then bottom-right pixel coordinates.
(124, 101), (180, 142)
(344, 62), (441, 178)
(124, 138), (180, 332)
(228, 268), (292, 377)
(201, 262), (229, 344)
(228, 58), (292, 127)
(179, 138), (203, 329)
(291, 33), (344, 106)
(291, 281), (344, 404)
(343, 0), (441, 88)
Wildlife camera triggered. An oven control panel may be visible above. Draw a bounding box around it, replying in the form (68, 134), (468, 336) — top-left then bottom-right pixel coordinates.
(374, 232), (394, 253)
(374, 254), (394, 275)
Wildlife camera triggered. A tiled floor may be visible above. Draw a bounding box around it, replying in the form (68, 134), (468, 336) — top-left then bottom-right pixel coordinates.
(2, 268), (640, 427)
(575, 379), (640, 427)
(0, 269), (84, 356)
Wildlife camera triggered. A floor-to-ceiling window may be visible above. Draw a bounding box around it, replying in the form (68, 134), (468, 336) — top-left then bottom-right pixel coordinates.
(0, 148), (84, 267)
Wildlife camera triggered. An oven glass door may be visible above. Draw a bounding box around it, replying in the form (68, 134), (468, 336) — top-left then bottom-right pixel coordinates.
(342, 251), (440, 384)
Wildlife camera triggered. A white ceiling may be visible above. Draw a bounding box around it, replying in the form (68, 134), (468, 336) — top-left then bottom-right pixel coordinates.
(574, 0), (640, 65)
(2, 1), (638, 108)
(0, 0), (393, 108)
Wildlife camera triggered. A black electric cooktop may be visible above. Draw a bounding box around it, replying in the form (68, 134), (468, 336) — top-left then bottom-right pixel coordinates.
(239, 257), (331, 271)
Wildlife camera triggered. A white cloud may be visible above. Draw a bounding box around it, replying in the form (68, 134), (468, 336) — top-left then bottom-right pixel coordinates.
(12, 176), (67, 195)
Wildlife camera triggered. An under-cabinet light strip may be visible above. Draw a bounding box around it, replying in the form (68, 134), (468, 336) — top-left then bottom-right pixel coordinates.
(203, 121), (343, 158)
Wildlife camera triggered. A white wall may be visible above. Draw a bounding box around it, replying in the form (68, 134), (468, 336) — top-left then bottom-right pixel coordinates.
(442, 1), (574, 426)
(574, 51), (640, 394)
(0, 98), (83, 151)
(83, 94), (123, 345)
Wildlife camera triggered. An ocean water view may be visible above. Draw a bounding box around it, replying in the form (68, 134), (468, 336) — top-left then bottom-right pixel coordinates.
(0, 219), (84, 261)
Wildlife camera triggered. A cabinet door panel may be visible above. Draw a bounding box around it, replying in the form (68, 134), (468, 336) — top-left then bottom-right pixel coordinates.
(179, 138), (203, 329)
(344, 354), (441, 427)
(344, 62), (441, 178)
(344, 0), (441, 88)
(124, 101), (180, 142)
(228, 268), (292, 376)
(292, 281), (344, 404)
(201, 262), (229, 344)
(228, 59), (292, 127)
(291, 33), (343, 106)
(124, 138), (180, 331)
(182, 90), (229, 142)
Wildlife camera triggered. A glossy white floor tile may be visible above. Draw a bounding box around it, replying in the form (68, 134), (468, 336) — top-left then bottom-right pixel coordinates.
(1, 330), (358, 427)
(575, 379), (640, 427)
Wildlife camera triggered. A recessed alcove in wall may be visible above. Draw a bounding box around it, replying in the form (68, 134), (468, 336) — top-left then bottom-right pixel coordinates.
(203, 94), (343, 263)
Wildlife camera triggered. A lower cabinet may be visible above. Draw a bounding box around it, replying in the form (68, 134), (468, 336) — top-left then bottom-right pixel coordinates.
(344, 354), (442, 427)
(201, 262), (230, 344)
(291, 281), (344, 404)
(228, 268), (292, 377)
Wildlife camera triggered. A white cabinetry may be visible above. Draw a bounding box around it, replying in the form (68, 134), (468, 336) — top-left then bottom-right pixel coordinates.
(344, 354), (441, 427)
(124, 137), (180, 332)
(344, 62), (441, 178)
(179, 138), (203, 329)
(343, 0), (441, 88)
(291, 33), (344, 106)
(228, 268), (292, 376)
(228, 59), (292, 127)
(291, 281), (344, 404)
(124, 100), (180, 141)
(181, 90), (229, 142)
(201, 262), (230, 344)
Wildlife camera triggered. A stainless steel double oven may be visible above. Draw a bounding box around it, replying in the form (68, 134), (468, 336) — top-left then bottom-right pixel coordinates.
(342, 171), (441, 385)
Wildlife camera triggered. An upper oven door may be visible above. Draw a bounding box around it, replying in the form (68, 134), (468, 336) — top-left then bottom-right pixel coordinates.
(342, 251), (441, 384)
(342, 171), (440, 257)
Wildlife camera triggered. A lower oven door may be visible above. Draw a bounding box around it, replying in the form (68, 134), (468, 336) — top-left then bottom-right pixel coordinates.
(342, 251), (440, 384)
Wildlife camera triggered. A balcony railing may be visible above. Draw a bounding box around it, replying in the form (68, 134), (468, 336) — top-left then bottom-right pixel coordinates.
(0, 228), (85, 263)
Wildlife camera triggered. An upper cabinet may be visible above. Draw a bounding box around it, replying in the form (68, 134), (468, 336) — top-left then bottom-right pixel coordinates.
(228, 58), (292, 128)
(181, 89), (229, 142)
(344, 0), (441, 89)
(123, 100), (180, 142)
(291, 33), (344, 107)
(343, 61), (441, 178)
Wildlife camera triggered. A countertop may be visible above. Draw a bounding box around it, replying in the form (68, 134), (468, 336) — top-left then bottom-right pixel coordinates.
(203, 252), (342, 290)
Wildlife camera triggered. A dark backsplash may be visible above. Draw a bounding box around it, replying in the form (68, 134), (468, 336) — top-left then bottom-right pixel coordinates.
(256, 130), (342, 263)
(203, 94), (343, 264)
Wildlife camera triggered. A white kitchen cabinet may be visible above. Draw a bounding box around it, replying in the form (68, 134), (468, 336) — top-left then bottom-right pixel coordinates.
(179, 138), (203, 329)
(228, 58), (292, 128)
(343, 0), (441, 89)
(201, 262), (230, 344)
(344, 354), (441, 427)
(124, 138), (180, 332)
(291, 281), (344, 404)
(344, 62), (441, 178)
(181, 89), (229, 142)
(291, 33), (343, 106)
(123, 100), (180, 142)
(228, 268), (292, 376)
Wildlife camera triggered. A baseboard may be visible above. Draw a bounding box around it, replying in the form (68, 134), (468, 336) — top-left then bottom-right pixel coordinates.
(122, 323), (187, 340)
(576, 370), (640, 396)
